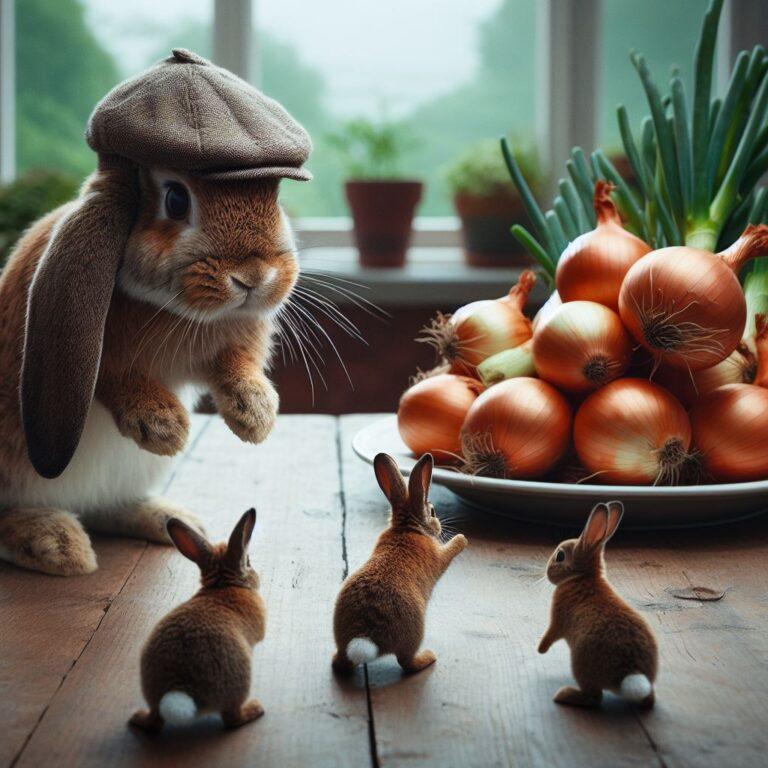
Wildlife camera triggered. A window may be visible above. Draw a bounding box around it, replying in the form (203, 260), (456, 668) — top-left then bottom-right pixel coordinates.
(599, 0), (705, 152)
(257, 0), (537, 218)
(14, 0), (212, 180)
(11, 0), (536, 220)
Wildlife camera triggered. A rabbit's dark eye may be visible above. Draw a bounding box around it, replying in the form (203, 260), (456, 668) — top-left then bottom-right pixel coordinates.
(428, 503), (436, 517)
(555, 549), (566, 563)
(165, 182), (190, 220)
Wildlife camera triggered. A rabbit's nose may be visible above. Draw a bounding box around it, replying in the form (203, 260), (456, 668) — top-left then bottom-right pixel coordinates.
(230, 275), (253, 294)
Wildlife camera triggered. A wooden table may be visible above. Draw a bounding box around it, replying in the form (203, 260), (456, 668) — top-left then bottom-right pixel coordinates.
(2, 414), (767, 768)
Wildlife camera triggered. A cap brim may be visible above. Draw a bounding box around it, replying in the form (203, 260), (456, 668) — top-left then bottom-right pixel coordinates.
(196, 165), (312, 182)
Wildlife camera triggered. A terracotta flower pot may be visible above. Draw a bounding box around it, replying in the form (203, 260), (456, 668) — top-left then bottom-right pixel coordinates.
(454, 188), (530, 267)
(345, 180), (423, 267)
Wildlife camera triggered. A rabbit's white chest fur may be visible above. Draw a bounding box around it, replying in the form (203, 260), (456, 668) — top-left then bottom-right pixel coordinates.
(2, 387), (196, 512)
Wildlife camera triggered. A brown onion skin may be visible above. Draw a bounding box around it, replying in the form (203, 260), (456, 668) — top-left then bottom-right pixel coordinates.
(618, 226), (768, 372)
(619, 247), (746, 370)
(461, 377), (572, 479)
(574, 378), (692, 485)
(397, 374), (483, 462)
(531, 290), (562, 333)
(755, 313), (768, 387)
(654, 344), (756, 408)
(555, 181), (651, 311)
(450, 270), (535, 367)
(690, 384), (768, 482)
(532, 300), (633, 393)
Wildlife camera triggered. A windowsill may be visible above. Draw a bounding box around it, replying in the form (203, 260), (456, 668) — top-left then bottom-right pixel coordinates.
(298, 246), (548, 307)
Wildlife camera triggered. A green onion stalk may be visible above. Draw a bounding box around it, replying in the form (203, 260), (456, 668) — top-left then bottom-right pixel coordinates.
(503, 0), (768, 290)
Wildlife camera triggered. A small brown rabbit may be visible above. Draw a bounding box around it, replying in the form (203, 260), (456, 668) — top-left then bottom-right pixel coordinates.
(538, 501), (658, 708)
(129, 508), (266, 731)
(333, 453), (468, 675)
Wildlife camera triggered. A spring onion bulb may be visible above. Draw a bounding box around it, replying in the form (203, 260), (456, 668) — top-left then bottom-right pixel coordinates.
(476, 340), (535, 386)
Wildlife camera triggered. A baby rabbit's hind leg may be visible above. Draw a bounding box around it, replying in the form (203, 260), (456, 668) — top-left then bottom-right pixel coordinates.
(553, 685), (603, 708)
(397, 649), (437, 674)
(332, 650), (355, 676)
(221, 699), (265, 728)
(129, 708), (164, 732)
(80, 497), (206, 543)
(0, 507), (97, 576)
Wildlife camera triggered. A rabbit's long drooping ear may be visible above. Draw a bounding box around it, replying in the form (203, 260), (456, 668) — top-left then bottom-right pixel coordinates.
(167, 518), (212, 566)
(226, 508), (257, 568)
(374, 453), (407, 508)
(21, 155), (139, 478)
(408, 453), (434, 513)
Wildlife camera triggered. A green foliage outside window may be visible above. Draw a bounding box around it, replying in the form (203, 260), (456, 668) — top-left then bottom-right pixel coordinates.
(0, 169), (80, 266)
(326, 119), (416, 180)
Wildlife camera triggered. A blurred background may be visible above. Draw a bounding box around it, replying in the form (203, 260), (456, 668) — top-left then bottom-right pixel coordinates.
(0, 0), (764, 413)
(6, 0), (707, 215)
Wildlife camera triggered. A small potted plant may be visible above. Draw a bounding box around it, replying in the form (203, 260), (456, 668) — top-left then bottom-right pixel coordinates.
(445, 139), (540, 267)
(328, 119), (422, 267)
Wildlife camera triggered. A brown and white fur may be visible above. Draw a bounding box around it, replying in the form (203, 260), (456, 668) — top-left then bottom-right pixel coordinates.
(0, 158), (297, 575)
(538, 501), (658, 708)
(130, 508), (266, 731)
(332, 453), (468, 675)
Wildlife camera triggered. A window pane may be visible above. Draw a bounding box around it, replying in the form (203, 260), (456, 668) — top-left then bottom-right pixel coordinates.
(599, 0), (705, 152)
(16, 0), (211, 180)
(258, 0), (537, 217)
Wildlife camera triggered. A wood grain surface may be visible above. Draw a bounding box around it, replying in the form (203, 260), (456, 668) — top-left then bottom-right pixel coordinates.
(2, 413), (767, 767)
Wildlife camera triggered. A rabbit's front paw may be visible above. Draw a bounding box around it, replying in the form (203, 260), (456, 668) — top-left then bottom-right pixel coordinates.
(453, 534), (469, 550)
(216, 378), (278, 444)
(116, 396), (190, 456)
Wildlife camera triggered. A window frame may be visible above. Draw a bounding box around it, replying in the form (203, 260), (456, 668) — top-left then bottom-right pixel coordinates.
(0, 0), (749, 230)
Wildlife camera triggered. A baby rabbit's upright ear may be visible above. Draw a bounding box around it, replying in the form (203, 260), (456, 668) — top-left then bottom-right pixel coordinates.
(167, 518), (212, 566)
(374, 453), (407, 508)
(21, 156), (139, 479)
(603, 500), (624, 542)
(578, 500), (624, 552)
(226, 508), (257, 568)
(408, 453), (434, 514)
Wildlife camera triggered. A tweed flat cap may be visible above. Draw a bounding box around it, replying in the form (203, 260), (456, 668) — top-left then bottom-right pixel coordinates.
(86, 48), (312, 181)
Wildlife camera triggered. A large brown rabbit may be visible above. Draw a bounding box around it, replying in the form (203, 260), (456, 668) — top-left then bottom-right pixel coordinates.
(333, 453), (468, 675)
(130, 508), (266, 731)
(0, 49), (311, 575)
(538, 501), (658, 707)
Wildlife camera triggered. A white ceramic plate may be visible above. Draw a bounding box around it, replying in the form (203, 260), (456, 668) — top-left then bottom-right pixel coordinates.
(352, 415), (768, 529)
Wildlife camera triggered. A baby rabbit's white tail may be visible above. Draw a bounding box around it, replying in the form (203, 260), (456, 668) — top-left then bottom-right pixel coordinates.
(346, 638), (379, 665)
(159, 691), (197, 725)
(620, 674), (653, 703)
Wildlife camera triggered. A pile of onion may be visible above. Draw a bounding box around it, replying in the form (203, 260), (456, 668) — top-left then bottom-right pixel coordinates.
(689, 314), (768, 482)
(397, 374), (483, 462)
(619, 224), (768, 370)
(532, 300), (633, 393)
(574, 379), (692, 485)
(460, 378), (571, 479)
(556, 181), (651, 310)
(418, 270), (536, 374)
